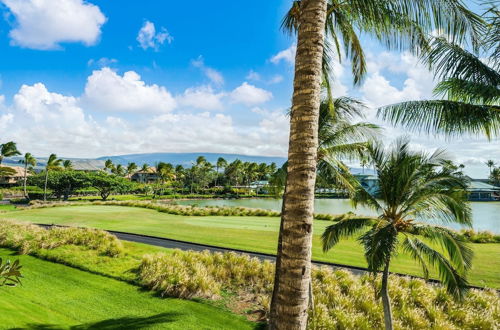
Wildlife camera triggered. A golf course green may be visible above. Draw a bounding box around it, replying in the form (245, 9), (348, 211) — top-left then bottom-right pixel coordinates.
(2, 204), (499, 288)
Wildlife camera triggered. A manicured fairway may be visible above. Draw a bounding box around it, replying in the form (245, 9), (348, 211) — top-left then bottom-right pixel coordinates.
(3, 205), (499, 288)
(0, 248), (254, 329)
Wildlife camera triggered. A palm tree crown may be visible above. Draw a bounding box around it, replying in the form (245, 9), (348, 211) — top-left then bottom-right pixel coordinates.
(322, 138), (473, 328)
(0, 141), (21, 165)
(378, 10), (500, 139)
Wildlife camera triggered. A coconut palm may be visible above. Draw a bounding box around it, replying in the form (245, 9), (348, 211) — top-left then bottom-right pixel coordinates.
(271, 2), (482, 327)
(104, 159), (114, 172)
(140, 163), (150, 172)
(215, 157), (227, 187)
(490, 167), (500, 186)
(62, 160), (73, 171)
(322, 138), (473, 330)
(0, 141), (21, 165)
(486, 160), (496, 174)
(43, 154), (62, 201)
(378, 15), (500, 139)
(19, 153), (36, 199)
(126, 162), (138, 176)
(112, 164), (125, 177)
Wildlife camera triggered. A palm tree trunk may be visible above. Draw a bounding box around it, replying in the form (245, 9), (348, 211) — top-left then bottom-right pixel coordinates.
(23, 162), (28, 199)
(44, 170), (49, 202)
(269, 0), (327, 328)
(381, 261), (393, 330)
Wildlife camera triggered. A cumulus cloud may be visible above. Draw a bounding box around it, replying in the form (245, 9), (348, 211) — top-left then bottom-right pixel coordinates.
(192, 56), (224, 86)
(82, 67), (177, 113)
(360, 52), (435, 109)
(230, 82), (272, 105)
(270, 44), (296, 65)
(136, 21), (173, 51)
(1, 0), (106, 50)
(177, 85), (225, 111)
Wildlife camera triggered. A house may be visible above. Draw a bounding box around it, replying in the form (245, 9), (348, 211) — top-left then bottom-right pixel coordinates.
(0, 166), (29, 186)
(468, 181), (500, 201)
(130, 168), (159, 184)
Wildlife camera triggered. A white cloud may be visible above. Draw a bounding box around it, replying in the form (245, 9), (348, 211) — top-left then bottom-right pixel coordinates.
(360, 52), (435, 109)
(246, 70), (261, 81)
(192, 56), (224, 86)
(177, 85), (225, 111)
(88, 57), (118, 68)
(268, 75), (284, 84)
(82, 67), (176, 113)
(136, 21), (173, 51)
(230, 82), (272, 105)
(1, 0), (106, 50)
(270, 44), (296, 65)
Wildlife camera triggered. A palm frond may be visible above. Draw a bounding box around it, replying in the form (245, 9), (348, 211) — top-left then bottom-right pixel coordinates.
(378, 100), (500, 139)
(407, 224), (473, 272)
(434, 78), (500, 105)
(402, 236), (469, 299)
(322, 215), (375, 252)
(359, 223), (398, 272)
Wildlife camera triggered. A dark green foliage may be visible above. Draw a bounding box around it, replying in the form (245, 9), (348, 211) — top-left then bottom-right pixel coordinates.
(87, 173), (133, 201)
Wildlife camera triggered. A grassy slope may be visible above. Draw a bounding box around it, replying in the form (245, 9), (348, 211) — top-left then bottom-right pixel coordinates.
(0, 248), (254, 330)
(3, 205), (499, 288)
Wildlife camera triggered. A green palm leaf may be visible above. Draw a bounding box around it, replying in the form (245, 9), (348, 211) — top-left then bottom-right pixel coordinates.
(322, 216), (375, 252)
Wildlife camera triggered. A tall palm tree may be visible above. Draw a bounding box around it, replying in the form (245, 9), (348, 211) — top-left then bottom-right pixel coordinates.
(140, 163), (150, 172)
(19, 153), (36, 199)
(269, 1), (328, 328)
(490, 167), (500, 186)
(126, 162), (138, 176)
(43, 154), (62, 201)
(62, 160), (73, 171)
(272, 2), (482, 328)
(0, 141), (21, 165)
(215, 157), (227, 187)
(486, 160), (496, 174)
(104, 159), (114, 172)
(322, 138), (473, 330)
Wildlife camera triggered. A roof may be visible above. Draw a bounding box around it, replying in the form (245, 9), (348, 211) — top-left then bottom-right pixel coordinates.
(468, 181), (500, 191)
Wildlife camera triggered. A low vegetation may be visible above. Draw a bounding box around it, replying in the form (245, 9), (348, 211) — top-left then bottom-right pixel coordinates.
(460, 229), (500, 243)
(1, 220), (497, 329)
(140, 250), (499, 329)
(0, 219), (123, 257)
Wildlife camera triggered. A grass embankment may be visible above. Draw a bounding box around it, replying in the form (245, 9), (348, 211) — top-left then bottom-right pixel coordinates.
(3, 205), (499, 288)
(0, 248), (255, 329)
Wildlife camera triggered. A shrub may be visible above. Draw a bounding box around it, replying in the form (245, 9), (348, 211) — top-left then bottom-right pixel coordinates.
(139, 249), (500, 329)
(0, 220), (123, 257)
(460, 229), (500, 243)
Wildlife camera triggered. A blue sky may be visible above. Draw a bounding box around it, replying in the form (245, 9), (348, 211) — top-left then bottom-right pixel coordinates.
(0, 0), (496, 177)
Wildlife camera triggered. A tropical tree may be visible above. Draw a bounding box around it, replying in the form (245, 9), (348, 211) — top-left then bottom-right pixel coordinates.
(490, 167), (500, 186)
(272, 1), (482, 327)
(140, 163), (150, 172)
(19, 153), (36, 199)
(486, 160), (496, 174)
(269, 1), (328, 328)
(126, 162), (138, 176)
(43, 154), (62, 201)
(112, 164), (125, 177)
(215, 157), (227, 186)
(88, 173), (133, 201)
(0, 141), (21, 165)
(62, 160), (73, 171)
(104, 159), (114, 172)
(322, 138), (473, 330)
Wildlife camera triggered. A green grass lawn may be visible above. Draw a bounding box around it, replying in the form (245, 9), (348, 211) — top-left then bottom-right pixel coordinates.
(0, 248), (255, 329)
(3, 205), (499, 288)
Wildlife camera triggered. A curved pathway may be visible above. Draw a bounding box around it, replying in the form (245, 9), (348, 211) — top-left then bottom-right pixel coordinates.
(37, 224), (491, 290)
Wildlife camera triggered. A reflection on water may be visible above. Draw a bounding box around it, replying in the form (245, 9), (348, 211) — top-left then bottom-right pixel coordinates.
(173, 198), (500, 233)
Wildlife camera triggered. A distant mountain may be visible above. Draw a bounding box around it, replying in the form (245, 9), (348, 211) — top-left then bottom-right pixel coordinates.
(97, 152), (288, 167)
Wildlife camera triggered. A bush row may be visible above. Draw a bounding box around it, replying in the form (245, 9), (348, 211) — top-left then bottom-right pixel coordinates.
(459, 229), (500, 243)
(139, 249), (499, 329)
(0, 219), (123, 257)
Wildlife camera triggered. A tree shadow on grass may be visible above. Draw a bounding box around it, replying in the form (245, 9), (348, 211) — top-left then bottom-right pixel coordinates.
(9, 312), (180, 330)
